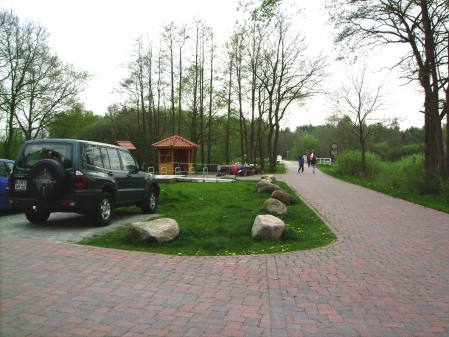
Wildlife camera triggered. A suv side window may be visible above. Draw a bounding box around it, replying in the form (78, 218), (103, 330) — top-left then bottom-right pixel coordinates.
(119, 149), (137, 171)
(106, 148), (122, 170)
(83, 145), (104, 168)
(100, 147), (111, 169)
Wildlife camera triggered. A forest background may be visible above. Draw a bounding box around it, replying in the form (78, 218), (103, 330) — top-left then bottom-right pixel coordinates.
(0, 1), (446, 190)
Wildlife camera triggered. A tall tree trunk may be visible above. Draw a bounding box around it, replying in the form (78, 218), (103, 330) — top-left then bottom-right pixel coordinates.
(170, 43), (175, 136)
(207, 35), (214, 165)
(226, 60), (232, 165)
(421, 1), (441, 193)
(177, 45), (183, 136)
(191, 25), (199, 163)
(267, 104), (276, 172)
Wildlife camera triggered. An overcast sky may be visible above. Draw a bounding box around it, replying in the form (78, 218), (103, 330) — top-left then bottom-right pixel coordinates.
(1, 0), (424, 130)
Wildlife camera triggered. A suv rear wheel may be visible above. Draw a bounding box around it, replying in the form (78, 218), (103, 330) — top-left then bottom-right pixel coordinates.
(89, 191), (114, 226)
(25, 210), (51, 223)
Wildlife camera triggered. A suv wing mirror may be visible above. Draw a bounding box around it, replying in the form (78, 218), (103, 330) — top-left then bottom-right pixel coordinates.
(140, 162), (147, 172)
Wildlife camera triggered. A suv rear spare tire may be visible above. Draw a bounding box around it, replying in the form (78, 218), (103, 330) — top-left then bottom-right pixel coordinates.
(29, 159), (67, 200)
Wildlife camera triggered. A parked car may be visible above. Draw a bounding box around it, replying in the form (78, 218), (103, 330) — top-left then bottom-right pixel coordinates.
(0, 158), (14, 209)
(6, 139), (160, 226)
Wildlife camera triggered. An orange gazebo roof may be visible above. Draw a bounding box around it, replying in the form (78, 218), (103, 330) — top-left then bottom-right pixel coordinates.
(152, 135), (198, 148)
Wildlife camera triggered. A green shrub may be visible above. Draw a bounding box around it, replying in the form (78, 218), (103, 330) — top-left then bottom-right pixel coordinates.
(397, 154), (426, 194)
(334, 150), (382, 178)
(401, 144), (423, 158)
(441, 181), (449, 202)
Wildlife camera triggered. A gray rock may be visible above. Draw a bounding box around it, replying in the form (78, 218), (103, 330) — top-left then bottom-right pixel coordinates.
(271, 190), (292, 204)
(261, 175), (276, 182)
(256, 180), (282, 193)
(262, 198), (288, 215)
(251, 214), (285, 240)
(128, 218), (179, 243)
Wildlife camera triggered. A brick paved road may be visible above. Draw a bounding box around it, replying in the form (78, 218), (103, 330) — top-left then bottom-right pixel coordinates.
(1, 161), (448, 336)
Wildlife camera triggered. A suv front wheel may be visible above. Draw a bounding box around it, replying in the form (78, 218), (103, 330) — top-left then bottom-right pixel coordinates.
(141, 187), (158, 214)
(89, 191), (114, 226)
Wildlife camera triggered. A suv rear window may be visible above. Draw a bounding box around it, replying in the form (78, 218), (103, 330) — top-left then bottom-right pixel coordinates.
(22, 143), (73, 168)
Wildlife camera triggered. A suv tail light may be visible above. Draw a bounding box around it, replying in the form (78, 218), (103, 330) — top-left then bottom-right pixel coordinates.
(75, 170), (88, 190)
(7, 173), (13, 189)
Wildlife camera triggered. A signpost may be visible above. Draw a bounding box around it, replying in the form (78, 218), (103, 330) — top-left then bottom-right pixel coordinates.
(331, 143), (338, 162)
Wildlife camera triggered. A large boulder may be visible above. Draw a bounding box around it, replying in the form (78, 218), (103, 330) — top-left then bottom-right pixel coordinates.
(251, 214), (285, 240)
(261, 175), (276, 182)
(271, 190), (292, 204)
(128, 218), (179, 243)
(256, 180), (282, 193)
(263, 198), (288, 215)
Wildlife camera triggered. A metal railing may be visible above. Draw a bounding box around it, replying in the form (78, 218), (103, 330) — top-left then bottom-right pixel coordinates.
(151, 162), (226, 177)
(316, 158), (332, 166)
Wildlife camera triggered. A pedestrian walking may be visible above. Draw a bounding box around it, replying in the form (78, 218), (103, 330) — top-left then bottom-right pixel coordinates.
(311, 154), (317, 173)
(298, 155), (305, 173)
(306, 150), (311, 167)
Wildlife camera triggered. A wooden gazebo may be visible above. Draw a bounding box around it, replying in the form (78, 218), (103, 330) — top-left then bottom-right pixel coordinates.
(151, 135), (198, 175)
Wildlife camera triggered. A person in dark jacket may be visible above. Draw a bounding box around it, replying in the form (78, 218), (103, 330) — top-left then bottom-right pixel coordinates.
(311, 154), (317, 173)
(298, 155), (305, 173)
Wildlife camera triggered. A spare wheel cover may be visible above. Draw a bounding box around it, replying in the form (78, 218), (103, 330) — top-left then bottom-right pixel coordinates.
(29, 159), (67, 200)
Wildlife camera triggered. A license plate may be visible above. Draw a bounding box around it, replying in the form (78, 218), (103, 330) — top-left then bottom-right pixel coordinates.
(15, 180), (27, 191)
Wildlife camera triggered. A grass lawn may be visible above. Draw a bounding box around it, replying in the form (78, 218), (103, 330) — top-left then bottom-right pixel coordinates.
(78, 178), (336, 256)
(318, 164), (449, 214)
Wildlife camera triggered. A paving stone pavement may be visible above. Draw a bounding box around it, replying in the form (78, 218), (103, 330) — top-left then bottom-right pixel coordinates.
(1, 161), (448, 337)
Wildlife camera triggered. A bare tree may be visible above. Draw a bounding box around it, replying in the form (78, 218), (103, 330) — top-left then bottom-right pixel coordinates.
(118, 36), (151, 162)
(17, 53), (90, 140)
(328, 64), (390, 175)
(228, 25), (249, 165)
(257, 13), (327, 172)
(0, 9), (90, 155)
(0, 10), (47, 157)
(238, 0), (281, 22)
(176, 24), (188, 136)
(225, 51), (234, 165)
(246, 21), (266, 166)
(207, 31), (215, 164)
(326, 0), (449, 191)
(162, 22), (177, 135)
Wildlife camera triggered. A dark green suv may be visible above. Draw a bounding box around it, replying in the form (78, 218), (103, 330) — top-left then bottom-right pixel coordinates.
(6, 139), (160, 226)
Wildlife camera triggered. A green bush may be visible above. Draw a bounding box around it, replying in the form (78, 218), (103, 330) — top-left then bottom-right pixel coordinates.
(397, 154), (426, 194)
(441, 181), (449, 202)
(401, 144), (423, 158)
(334, 150), (382, 178)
